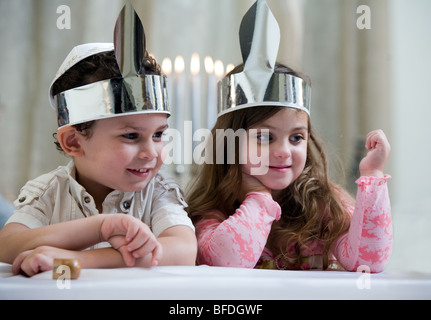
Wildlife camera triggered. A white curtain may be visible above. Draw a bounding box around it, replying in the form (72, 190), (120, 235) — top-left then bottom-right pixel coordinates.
(2, 0), (431, 274)
(0, 0), (392, 198)
(0, 0), (122, 199)
(302, 0), (391, 192)
(0, 0), (303, 199)
(138, 0), (304, 71)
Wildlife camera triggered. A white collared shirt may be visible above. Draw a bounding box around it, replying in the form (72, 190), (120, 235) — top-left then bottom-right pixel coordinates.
(7, 161), (194, 248)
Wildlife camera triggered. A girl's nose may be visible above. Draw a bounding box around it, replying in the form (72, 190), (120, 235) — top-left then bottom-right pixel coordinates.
(272, 139), (291, 159)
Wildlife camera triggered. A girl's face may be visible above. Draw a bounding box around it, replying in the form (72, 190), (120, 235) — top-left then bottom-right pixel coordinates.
(241, 108), (309, 195)
(74, 113), (168, 197)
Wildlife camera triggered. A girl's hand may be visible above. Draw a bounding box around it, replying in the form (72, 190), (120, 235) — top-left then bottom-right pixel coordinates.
(359, 129), (391, 178)
(12, 246), (71, 277)
(240, 172), (272, 202)
(100, 215), (162, 267)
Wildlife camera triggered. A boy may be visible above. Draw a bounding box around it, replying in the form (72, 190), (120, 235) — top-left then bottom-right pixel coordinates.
(0, 4), (196, 276)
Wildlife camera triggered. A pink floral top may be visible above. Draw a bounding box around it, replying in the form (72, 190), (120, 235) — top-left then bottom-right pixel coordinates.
(195, 176), (392, 273)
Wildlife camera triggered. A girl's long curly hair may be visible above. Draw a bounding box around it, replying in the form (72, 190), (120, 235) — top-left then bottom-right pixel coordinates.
(186, 64), (353, 270)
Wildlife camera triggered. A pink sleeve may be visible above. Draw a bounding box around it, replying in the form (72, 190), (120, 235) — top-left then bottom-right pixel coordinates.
(195, 192), (281, 268)
(334, 175), (393, 273)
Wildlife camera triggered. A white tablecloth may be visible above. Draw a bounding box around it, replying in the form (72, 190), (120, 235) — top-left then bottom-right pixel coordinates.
(0, 263), (430, 300)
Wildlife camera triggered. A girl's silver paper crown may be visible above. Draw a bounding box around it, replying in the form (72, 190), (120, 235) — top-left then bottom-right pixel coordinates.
(49, 1), (170, 129)
(218, 0), (311, 117)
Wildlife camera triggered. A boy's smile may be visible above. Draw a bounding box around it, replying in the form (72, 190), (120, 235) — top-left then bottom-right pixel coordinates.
(128, 168), (151, 175)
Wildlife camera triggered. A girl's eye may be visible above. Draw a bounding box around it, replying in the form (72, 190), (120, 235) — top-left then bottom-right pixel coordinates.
(257, 134), (271, 142)
(122, 133), (139, 140)
(255, 130), (271, 143)
(290, 135), (305, 144)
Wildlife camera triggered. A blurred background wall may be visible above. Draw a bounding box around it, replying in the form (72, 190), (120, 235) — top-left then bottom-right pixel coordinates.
(0, 0), (430, 274)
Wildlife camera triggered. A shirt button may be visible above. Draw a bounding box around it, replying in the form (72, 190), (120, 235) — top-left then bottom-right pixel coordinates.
(122, 200), (131, 211)
(19, 196), (26, 203)
(84, 196), (91, 204)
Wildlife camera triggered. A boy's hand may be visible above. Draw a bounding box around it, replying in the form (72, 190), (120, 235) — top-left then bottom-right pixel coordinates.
(100, 215), (162, 267)
(359, 129), (391, 178)
(12, 246), (67, 277)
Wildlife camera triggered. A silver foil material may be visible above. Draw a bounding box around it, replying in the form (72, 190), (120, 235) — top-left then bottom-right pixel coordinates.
(218, 0), (311, 117)
(51, 1), (169, 128)
(55, 76), (169, 127)
(218, 72), (311, 117)
(114, 1), (146, 78)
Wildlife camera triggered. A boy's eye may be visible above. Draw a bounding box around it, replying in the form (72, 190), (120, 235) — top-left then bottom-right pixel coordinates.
(153, 131), (165, 140)
(122, 133), (139, 140)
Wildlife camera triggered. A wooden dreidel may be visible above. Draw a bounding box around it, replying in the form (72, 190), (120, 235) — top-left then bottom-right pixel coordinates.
(53, 258), (81, 280)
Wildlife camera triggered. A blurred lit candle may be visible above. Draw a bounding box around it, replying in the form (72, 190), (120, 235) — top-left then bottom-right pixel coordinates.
(205, 56), (216, 129)
(214, 60), (225, 127)
(174, 56), (185, 171)
(214, 60), (225, 81)
(226, 63), (235, 75)
(161, 57), (173, 107)
(190, 53), (201, 136)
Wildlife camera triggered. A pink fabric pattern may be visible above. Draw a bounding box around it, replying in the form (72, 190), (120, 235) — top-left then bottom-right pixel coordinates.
(195, 176), (392, 273)
(196, 193), (281, 267)
(333, 175), (392, 272)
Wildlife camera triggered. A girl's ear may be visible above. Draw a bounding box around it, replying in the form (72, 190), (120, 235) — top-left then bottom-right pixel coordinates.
(57, 127), (84, 157)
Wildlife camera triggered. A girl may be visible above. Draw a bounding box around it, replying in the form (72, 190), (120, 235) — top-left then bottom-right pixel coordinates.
(186, 64), (392, 273)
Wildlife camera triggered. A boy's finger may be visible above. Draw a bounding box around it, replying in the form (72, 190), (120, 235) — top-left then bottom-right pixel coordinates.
(131, 237), (161, 261)
(126, 223), (154, 251)
(119, 247), (135, 267)
(124, 218), (140, 242)
(151, 243), (163, 266)
(126, 228), (153, 253)
(131, 237), (156, 258)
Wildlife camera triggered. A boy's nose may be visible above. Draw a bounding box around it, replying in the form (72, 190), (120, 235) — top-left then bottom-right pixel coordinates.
(138, 141), (158, 160)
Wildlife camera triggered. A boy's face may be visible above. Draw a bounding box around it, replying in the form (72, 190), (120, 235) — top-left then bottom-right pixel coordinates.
(74, 113), (168, 195)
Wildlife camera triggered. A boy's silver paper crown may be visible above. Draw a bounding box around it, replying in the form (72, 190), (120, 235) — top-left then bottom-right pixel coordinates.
(218, 0), (311, 117)
(49, 1), (169, 129)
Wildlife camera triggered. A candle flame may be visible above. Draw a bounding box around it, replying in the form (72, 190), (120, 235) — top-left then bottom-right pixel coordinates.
(214, 60), (225, 78)
(190, 53), (200, 75)
(204, 56), (214, 74)
(174, 56), (185, 74)
(161, 57), (172, 75)
(226, 64), (235, 74)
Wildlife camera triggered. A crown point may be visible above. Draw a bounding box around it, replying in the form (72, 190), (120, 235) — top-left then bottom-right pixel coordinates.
(239, 0), (280, 73)
(114, 1), (146, 78)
